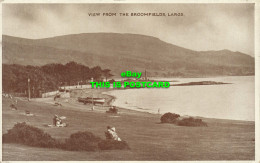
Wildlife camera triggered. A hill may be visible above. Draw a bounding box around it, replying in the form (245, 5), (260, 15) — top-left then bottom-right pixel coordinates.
(2, 33), (255, 77)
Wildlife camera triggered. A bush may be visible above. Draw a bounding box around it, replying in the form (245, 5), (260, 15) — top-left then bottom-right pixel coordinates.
(62, 131), (102, 151)
(160, 112), (180, 123)
(3, 123), (130, 151)
(2, 122), (59, 148)
(98, 140), (130, 150)
(160, 113), (207, 127)
(177, 117), (208, 127)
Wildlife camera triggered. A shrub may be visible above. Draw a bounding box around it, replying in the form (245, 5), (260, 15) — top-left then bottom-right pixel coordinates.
(177, 117), (208, 127)
(3, 123), (130, 151)
(98, 140), (130, 150)
(160, 112), (180, 123)
(62, 131), (102, 151)
(2, 122), (58, 148)
(160, 113), (207, 127)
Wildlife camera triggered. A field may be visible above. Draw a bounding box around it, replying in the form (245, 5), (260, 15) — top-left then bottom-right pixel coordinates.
(2, 91), (255, 161)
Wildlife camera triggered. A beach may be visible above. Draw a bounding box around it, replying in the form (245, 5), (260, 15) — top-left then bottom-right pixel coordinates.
(2, 87), (255, 161)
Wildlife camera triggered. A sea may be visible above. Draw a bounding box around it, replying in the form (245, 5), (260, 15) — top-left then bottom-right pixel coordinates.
(105, 76), (255, 121)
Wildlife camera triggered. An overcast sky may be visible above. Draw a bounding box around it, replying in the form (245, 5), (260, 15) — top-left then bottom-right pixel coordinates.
(3, 3), (255, 56)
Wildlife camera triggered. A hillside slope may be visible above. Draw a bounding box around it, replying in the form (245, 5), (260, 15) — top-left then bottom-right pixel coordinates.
(2, 33), (255, 77)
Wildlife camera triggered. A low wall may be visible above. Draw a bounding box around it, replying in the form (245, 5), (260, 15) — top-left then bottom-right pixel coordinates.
(60, 92), (70, 98)
(41, 84), (92, 98)
(60, 84), (92, 90)
(41, 91), (59, 98)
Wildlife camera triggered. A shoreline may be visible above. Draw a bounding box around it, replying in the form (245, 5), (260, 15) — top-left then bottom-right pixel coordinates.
(18, 86), (254, 123)
(24, 86), (255, 123)
(5, 91), (255, 124)
(76, 88), (255, 123)
(19, 75), (254, 123)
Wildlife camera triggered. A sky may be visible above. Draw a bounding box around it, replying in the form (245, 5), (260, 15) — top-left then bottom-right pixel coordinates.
(3, 3), (255, 56)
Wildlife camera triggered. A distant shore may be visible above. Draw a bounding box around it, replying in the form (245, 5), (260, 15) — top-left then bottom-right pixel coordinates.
(172, 81), (231, 86)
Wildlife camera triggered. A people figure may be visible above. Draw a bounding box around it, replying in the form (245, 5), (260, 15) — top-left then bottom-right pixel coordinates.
(10, 103), (17, 110)
(56, 117), (62, 126)
(105, 126), (121, 141)
(105, 126), (113, 139)
(107, 106), (118, 114)
(112, 106), (116, 111)
(53, 115), (67, 127)
(53, 115), (62, 126)
(53, 115), (57, 126)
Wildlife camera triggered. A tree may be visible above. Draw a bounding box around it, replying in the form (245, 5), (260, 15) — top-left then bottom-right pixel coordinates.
(3, 62), (112, 95)
(102, 69), (113, 81)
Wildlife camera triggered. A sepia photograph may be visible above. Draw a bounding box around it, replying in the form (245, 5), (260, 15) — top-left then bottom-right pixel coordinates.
(1, 2), (258, 161)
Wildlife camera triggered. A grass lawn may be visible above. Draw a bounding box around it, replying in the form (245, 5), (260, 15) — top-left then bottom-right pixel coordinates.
(2, 95), (255, 161)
